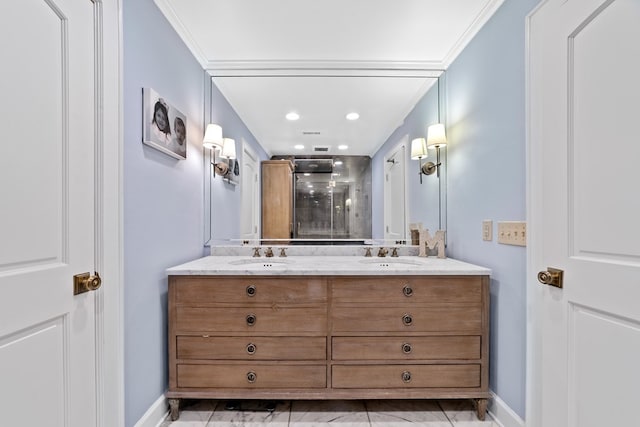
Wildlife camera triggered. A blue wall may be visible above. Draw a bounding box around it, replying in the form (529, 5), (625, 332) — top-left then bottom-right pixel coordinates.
(444, 0), (539, 418)
(372, 85), (441, 239)
(123, 1), (207, 425)
(205, 81), (269, 244)
(123, 2), (268, 425)
(372, 0), (539, 418)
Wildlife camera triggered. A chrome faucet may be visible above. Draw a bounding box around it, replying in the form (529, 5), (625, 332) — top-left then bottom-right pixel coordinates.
(264, 247), (274, 258)
(252, 247), (261, 257)
(377, 247), (389, 257)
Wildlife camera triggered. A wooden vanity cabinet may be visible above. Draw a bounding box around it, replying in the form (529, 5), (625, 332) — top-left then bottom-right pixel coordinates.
(167, 274), (490, 421)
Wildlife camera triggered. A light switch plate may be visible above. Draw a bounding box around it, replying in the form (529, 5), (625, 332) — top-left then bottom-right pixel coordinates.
(482, 220), (492, 241)
(497, 221), (526, 246)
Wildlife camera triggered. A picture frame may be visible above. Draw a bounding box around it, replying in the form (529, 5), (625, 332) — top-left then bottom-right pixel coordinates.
(142, 87), (187, 160)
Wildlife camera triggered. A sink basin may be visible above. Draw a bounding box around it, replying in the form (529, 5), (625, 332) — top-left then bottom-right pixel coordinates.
(228, 258), (292, 266)
(358, 258), (423, 266)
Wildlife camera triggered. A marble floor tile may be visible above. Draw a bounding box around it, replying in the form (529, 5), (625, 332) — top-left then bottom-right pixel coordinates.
(160, 400), (218, 427)
(207, 400), (291, 427)
(366, 400), (452, 426)
(289, 400), (370, 427)
(438, 400), (497, 426)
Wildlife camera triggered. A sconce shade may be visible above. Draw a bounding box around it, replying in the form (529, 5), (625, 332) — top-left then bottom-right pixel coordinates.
(427, 123), (447, 149)
(411, 138), (428, 160)
(221, 138), (236, 159)
(203, 124), (223, 149)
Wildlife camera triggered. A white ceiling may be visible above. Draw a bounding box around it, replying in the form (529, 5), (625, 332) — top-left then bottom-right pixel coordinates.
(154, 0), (504, 156)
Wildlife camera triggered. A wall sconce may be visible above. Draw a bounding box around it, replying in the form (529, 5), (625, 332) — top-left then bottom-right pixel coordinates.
(411, 137), (436, 184)
(427, 123), (447, 178)
(213, 138), (236, 176)
(203, 123), (223, 150)
(202, 124), (234, 178)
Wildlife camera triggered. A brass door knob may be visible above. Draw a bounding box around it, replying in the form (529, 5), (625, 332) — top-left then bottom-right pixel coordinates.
(247, 371), (257, 383)
(402, 371), (412, 383)
(246, 343), (257, 355)
(401, 343), (412, 354)
(402, 285), (413, 297)
(73, 272), (102, 295)
(537, 267), (564, 289)
(246, 285), (257, 297)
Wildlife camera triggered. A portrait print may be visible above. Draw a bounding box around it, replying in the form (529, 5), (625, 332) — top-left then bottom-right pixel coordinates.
(142, 88), (187, 160)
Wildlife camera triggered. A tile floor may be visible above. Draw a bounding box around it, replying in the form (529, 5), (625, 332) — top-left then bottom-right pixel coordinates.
(160, 399), (499, 426)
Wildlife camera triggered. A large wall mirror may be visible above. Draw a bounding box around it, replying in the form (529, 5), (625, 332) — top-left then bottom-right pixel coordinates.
(204, 72), (447, 247)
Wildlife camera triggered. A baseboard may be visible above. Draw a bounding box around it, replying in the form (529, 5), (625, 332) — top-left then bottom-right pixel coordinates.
(133, 394), (168, 427)
(488, 391), (525, 427)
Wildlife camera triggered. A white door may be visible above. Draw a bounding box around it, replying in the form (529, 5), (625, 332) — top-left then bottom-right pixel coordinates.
(0, 0), (99, 426)
(241, 143), (260, 242)
(384, 140), (406, 243)
(528, 1), (640, 426)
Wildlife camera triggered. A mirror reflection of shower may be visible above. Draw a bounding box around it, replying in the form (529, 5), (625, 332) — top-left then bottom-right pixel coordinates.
(289, 156), (372, 244)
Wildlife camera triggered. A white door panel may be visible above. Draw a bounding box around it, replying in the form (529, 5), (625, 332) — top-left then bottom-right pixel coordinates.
(384, 140), (406, 242)
(528, 0), (640, 425)
(241, 143), (259, 242)
(0, 0), (98, 425)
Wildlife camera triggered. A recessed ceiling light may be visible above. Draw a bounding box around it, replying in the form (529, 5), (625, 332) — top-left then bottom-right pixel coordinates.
(334, 160), (343, 166)
(303, 173), (310, 176)
(286, 112), (300, 121)
(338, 145), (348, 150)
(346, 112), (359, 121)
(294, 144), (304, 150)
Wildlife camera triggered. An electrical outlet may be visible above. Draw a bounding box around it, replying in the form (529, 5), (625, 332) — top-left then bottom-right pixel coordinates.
(497, 221), (526, 246)
(482, 220), (493, 241)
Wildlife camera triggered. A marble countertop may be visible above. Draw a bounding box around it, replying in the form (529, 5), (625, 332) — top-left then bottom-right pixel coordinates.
(167, 255), (490, 276)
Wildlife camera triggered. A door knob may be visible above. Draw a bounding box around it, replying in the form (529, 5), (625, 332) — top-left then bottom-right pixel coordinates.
(73, 272), (102, 295)
(537, 267), (563, 289)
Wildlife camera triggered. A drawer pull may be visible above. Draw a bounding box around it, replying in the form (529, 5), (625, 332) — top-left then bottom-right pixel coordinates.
(401, 343), (412, 354)
(246, 314), (257, 326)
(402, 285), (413, 297)
(246, 343), (257, 355)
(402, 314), (413, 326)
(402, 371), (412, 383)
(247, 371), (257, 383)
(246, 285), (257, 297)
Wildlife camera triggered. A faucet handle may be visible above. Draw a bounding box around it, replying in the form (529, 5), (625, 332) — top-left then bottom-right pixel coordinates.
(364, 247), (372, 257)
(377, 247), (389, 257)
(279, 248), (287, 257)
(265, 247), (274, 257)
(391, 247), (399, 257)
(252, 247), (261, 257)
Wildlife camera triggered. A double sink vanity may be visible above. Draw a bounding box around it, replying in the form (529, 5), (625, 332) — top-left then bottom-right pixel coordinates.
(166, 247), (491, 421)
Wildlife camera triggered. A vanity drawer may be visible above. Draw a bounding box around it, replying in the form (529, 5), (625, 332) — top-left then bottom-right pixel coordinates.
(332, 306), (481, 333)
(332, 364), (480, 389)
(332, 336), (481, 360)
(331, 277), (482, 304)
(177, 336), (327, 360)
(176, 307), (327, 333)
(177, 364), (327, 388)
(174, 277), (327, 304)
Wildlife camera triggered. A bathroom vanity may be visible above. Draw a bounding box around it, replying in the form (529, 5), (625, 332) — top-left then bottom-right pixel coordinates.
(166, 254), (490, 421)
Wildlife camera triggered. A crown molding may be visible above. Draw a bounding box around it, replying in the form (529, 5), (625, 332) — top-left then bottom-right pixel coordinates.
(205, 60), (445, 77)
(442, 0), (507, 68)
(156, 0), (504, 74)
(153, 0), (209, 66)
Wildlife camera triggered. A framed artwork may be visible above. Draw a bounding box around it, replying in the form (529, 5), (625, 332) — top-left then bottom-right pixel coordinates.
(142, 87), (187, 160)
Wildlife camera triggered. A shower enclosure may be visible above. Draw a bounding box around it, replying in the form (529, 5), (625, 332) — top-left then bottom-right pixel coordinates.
(292, 156), (372, 244)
